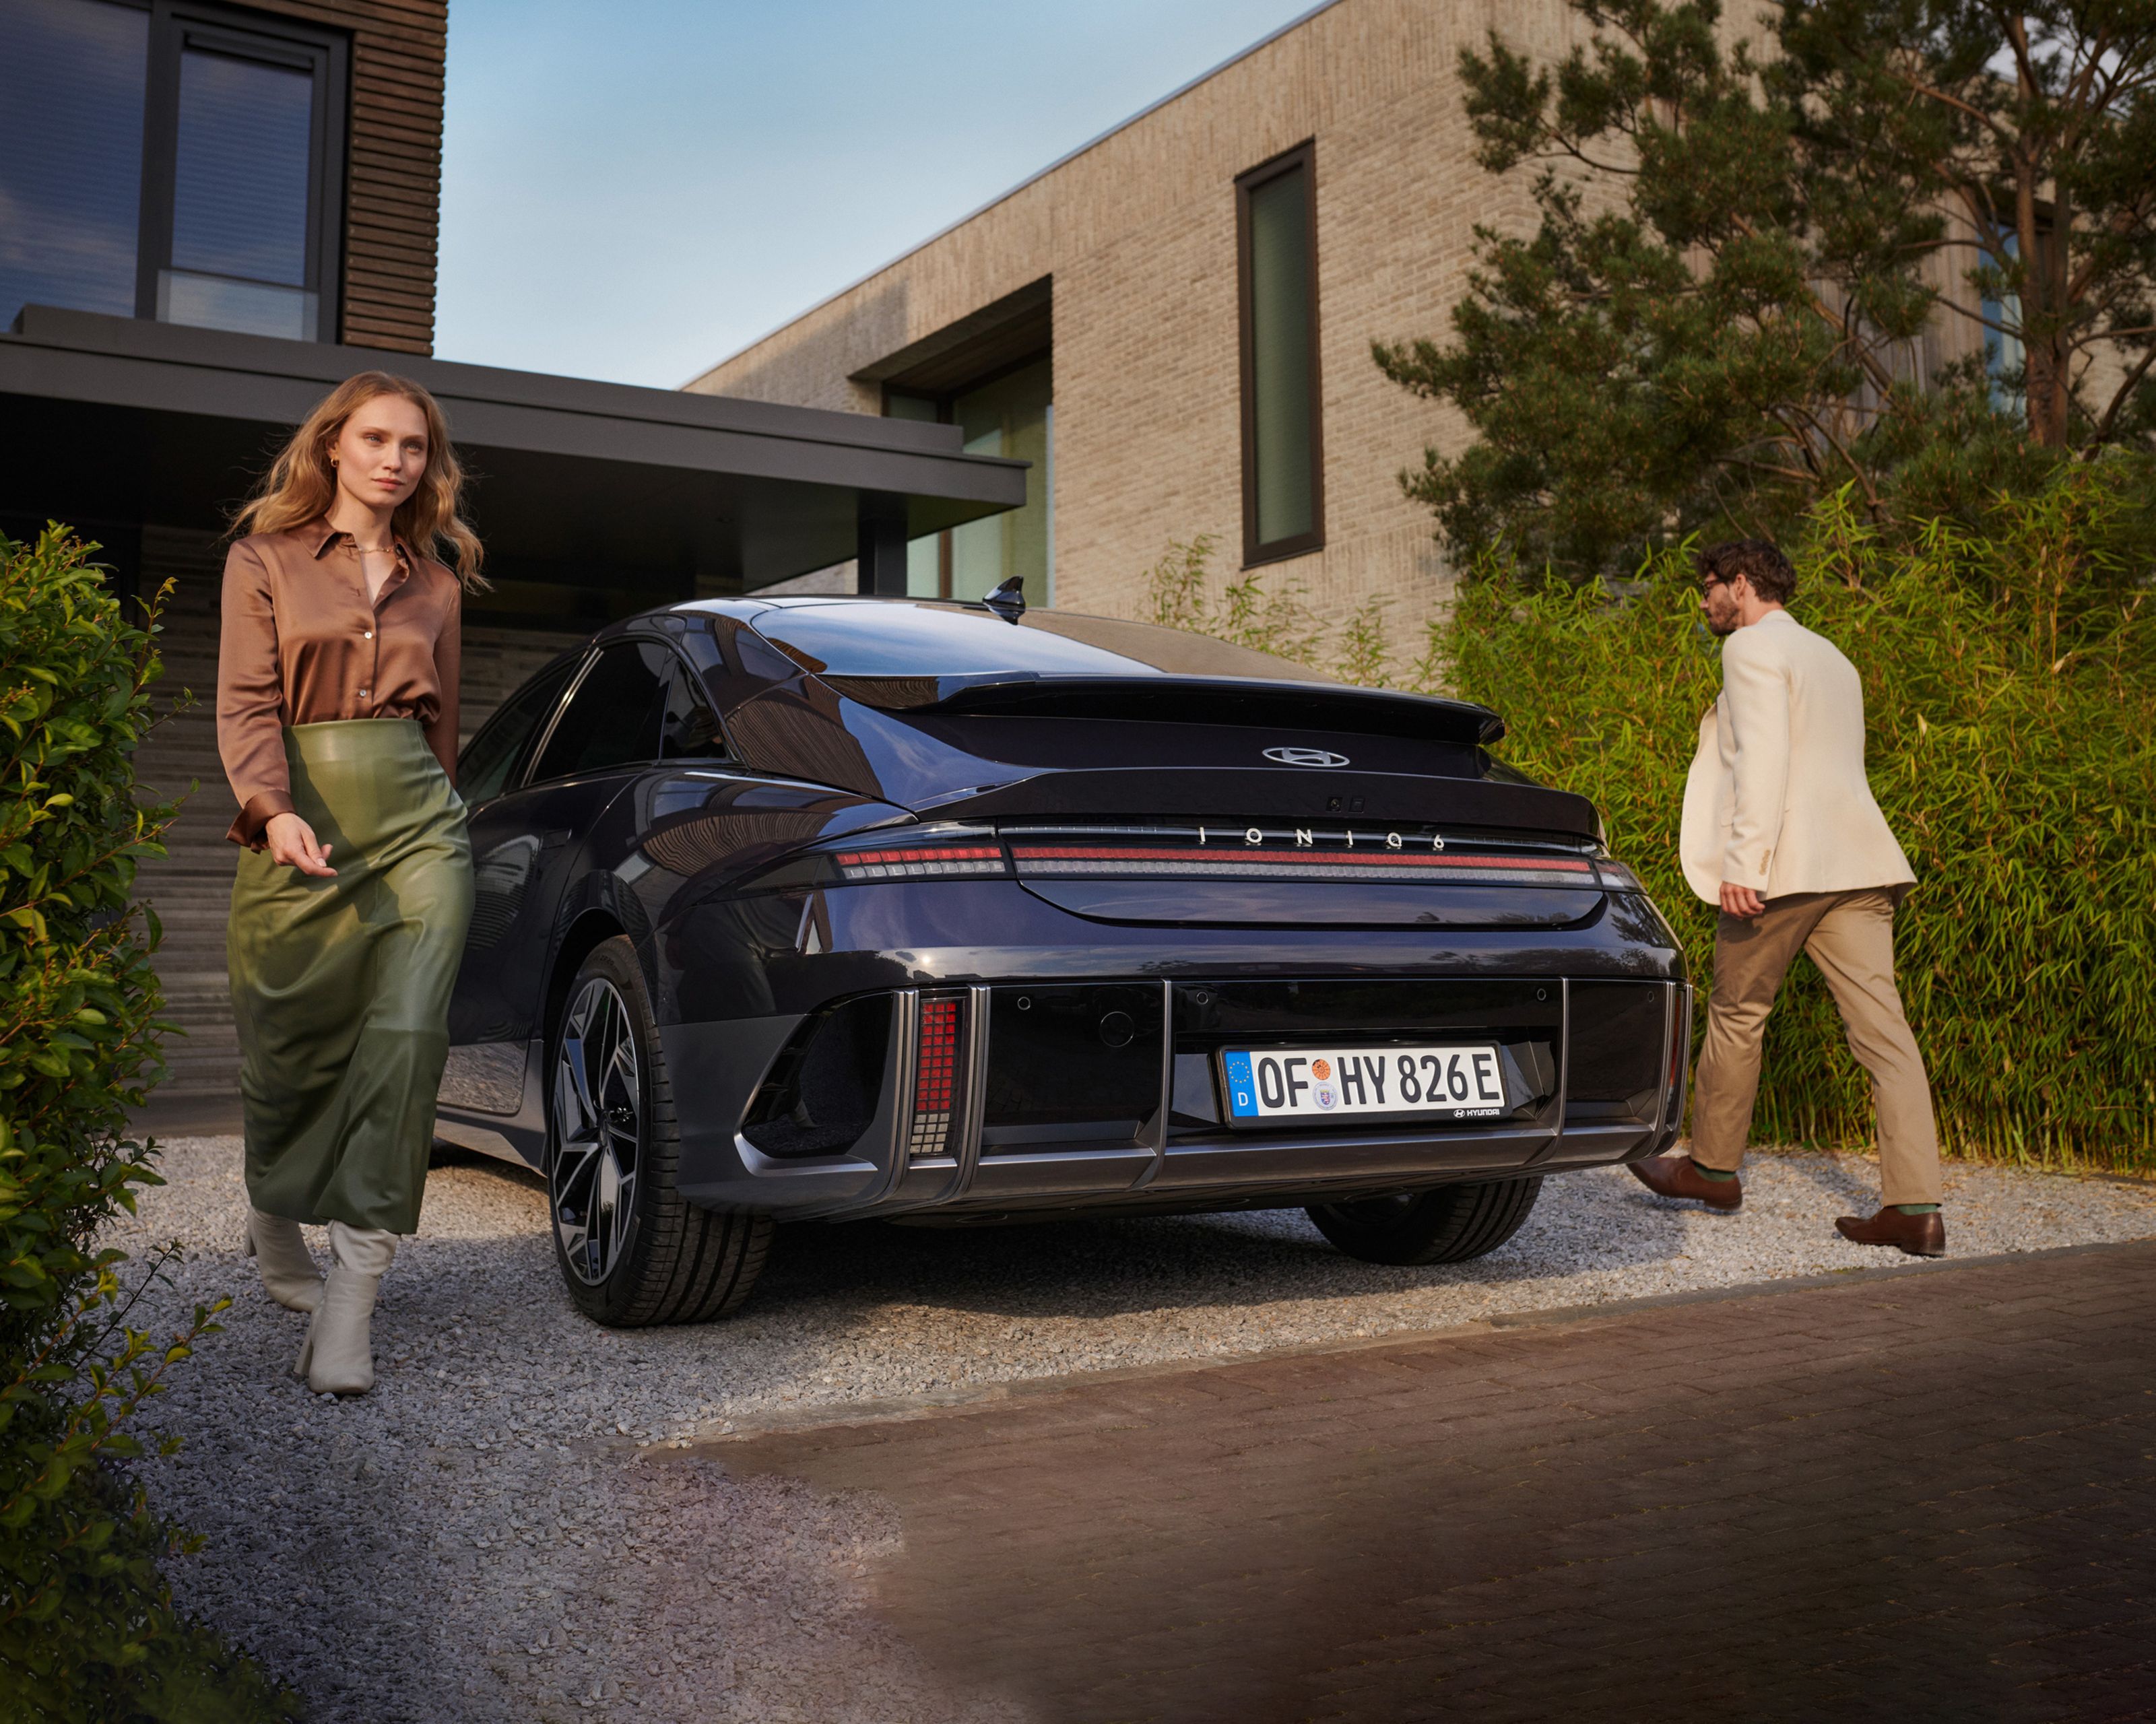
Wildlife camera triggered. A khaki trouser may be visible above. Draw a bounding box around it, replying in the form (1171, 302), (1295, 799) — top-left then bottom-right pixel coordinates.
(1690, 888), (1942, 1206)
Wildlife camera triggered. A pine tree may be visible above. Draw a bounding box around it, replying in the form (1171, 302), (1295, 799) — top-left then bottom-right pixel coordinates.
(1375, 0), (2156, 580)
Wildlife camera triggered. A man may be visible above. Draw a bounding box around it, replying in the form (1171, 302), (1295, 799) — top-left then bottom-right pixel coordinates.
(1630, 540), (1945, 1256)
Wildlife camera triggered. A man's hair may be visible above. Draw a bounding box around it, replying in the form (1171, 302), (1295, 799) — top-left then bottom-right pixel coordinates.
(1698, 539), (1797, 605)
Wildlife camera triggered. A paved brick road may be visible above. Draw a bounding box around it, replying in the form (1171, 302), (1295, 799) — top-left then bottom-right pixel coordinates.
(707, 1242), (2156, 1723)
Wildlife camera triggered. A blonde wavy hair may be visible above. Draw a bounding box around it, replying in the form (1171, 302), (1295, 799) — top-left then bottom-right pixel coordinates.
(233, 371), (488, 590)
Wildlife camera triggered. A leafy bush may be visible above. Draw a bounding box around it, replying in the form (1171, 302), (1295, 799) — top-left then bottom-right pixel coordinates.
(0, 527), (296, 1720)
(1138, 534), (1388, 676)
(1435, 473), (2155, 1168)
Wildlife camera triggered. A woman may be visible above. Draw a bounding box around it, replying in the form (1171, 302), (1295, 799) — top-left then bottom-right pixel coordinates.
(219, 371), (481, 1397)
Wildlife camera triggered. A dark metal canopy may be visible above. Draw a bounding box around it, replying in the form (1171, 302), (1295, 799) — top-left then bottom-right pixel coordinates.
(0, 306), (1026, 623)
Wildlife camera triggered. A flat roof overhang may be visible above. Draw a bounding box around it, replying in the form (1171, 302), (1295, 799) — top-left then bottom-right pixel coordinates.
(0, 306), (1026, 618)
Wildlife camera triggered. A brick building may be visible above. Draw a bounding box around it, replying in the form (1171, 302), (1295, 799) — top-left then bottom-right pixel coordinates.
(687, 0), (1606, 638)
(693, 0), (2039, 640)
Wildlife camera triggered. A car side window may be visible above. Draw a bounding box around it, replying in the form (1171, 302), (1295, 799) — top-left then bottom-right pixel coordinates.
(659, 658), (728, 760)
(457, 654), (581, 805)
(529, 641), (670, 782)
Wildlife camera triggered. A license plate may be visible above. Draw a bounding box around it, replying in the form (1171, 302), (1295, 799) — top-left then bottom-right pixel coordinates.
(1219, 1045), (1508, 1123)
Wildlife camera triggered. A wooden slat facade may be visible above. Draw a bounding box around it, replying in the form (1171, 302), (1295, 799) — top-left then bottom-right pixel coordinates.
(247, 0), (447, 355)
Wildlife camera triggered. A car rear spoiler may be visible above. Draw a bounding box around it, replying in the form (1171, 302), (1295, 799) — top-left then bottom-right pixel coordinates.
(818, 673), (1507, 746)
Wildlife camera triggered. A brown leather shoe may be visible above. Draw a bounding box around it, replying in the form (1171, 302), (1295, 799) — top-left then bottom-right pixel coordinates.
(1835, 1208), (1945, 1258)
(1627, 1152), (1742, 1212)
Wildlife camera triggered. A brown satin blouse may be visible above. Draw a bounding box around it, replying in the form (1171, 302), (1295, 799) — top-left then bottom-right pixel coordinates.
(217, 521), (463, 847)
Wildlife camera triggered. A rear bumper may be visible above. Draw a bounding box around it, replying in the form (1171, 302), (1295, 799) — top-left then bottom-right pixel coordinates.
(669, 972), (1693, 1222)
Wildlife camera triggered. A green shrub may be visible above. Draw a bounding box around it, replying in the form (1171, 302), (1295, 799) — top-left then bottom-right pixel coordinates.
(1143, 534), (1357, 672)
(0, 527), (296, 1720)
(1435, 473), (2156, 1168)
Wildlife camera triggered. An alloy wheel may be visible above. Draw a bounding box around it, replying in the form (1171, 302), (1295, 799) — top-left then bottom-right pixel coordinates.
(552, 976), (642, 1286)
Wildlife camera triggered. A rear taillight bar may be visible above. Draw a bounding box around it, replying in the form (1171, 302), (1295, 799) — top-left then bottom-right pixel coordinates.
(1006, 841), (1598, 889)
(748, 822), (1648, 894)
(830, 843), (1005, 882)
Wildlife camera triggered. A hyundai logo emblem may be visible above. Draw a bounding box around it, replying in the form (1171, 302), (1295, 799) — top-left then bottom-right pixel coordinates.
(1263, 746), (1350, 768)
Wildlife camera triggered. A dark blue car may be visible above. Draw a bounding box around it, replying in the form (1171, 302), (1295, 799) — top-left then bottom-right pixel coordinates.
(436, 591), (1689, 1326)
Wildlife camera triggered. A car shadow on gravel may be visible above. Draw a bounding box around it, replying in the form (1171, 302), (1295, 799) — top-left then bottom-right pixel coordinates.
(422, 1146), (1695, 1327)
(428, 1141), (546, 1187)
(744, 1189), (1694, 1323)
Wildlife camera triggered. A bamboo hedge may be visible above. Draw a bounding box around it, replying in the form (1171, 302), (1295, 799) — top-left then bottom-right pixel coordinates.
(1142, 467), (2154, 1168)
(1437, 474), (2155, 1168)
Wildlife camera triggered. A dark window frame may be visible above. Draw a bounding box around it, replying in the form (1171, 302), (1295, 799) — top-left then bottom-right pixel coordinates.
(519, 646), (598, 789)
(130, 0), (348, 341)
(655, 642), (734, 764)
(520, 636), (734, 791)
(1235, 139), (1325, 570)
(526, 640), (666, 787)
(456, 650), (585, 807)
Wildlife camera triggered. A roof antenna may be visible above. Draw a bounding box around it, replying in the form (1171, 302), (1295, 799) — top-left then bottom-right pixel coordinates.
(983, 575), (1026, 623)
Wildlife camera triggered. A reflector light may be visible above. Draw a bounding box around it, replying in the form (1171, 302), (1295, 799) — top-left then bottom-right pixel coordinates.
(1595, 860), (1646, 892)
(1665, 988), (1690, 1111)
(908, 996), (962, 1159)
(833, 845), (1006, 882)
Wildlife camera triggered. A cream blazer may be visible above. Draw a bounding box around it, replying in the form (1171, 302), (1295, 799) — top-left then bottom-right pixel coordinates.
(1679, 610), (1915, 904)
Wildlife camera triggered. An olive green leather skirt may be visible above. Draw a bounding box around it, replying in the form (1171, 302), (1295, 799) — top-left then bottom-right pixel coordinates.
(228, 719), (473, 1234)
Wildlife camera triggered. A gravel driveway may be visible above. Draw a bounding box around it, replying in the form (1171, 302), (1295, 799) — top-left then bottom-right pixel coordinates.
(115, 1137), (2155, 1723)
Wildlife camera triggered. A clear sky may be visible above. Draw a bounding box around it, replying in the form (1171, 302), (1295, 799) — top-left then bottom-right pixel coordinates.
(435, 0), (1327, 389)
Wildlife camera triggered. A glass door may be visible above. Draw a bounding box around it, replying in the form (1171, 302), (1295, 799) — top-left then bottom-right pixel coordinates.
(885, 355), (1053, 605)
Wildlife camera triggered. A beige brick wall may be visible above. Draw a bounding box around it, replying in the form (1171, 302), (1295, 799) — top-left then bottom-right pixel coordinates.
(687, 0), (1602, 657)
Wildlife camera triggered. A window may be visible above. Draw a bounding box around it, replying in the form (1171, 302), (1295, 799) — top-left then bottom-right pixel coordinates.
(948, 360), (1052, 604)
(1236, 142), (1323, 566)
(882, 356), (1053, 605)
(0, 0), (150, 324)
(659, 659), (727, 760)
(457, 654), (581, 805)
(1980, 230), (2027, 417)
(0, 0), (346, 340)
(531, 642), (673, 783)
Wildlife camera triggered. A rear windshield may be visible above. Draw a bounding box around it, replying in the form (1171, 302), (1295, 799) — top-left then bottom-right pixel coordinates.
(749, 599), (1336, 684)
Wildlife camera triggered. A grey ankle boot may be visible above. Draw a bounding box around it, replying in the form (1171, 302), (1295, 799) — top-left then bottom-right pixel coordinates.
(245, 1207), (323, 1313)
(295, 1222), (396, 1396)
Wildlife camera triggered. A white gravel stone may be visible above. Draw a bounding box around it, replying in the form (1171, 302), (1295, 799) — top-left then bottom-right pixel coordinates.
(110, 1135), (2154, 1721)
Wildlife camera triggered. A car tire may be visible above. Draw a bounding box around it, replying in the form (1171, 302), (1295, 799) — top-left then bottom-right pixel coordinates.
(547, 936), (772, 1327)
(1306, 1176), (1542, 1267)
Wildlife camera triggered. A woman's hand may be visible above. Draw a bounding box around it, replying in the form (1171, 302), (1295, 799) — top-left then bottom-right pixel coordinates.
(264, 811), (337, 876)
